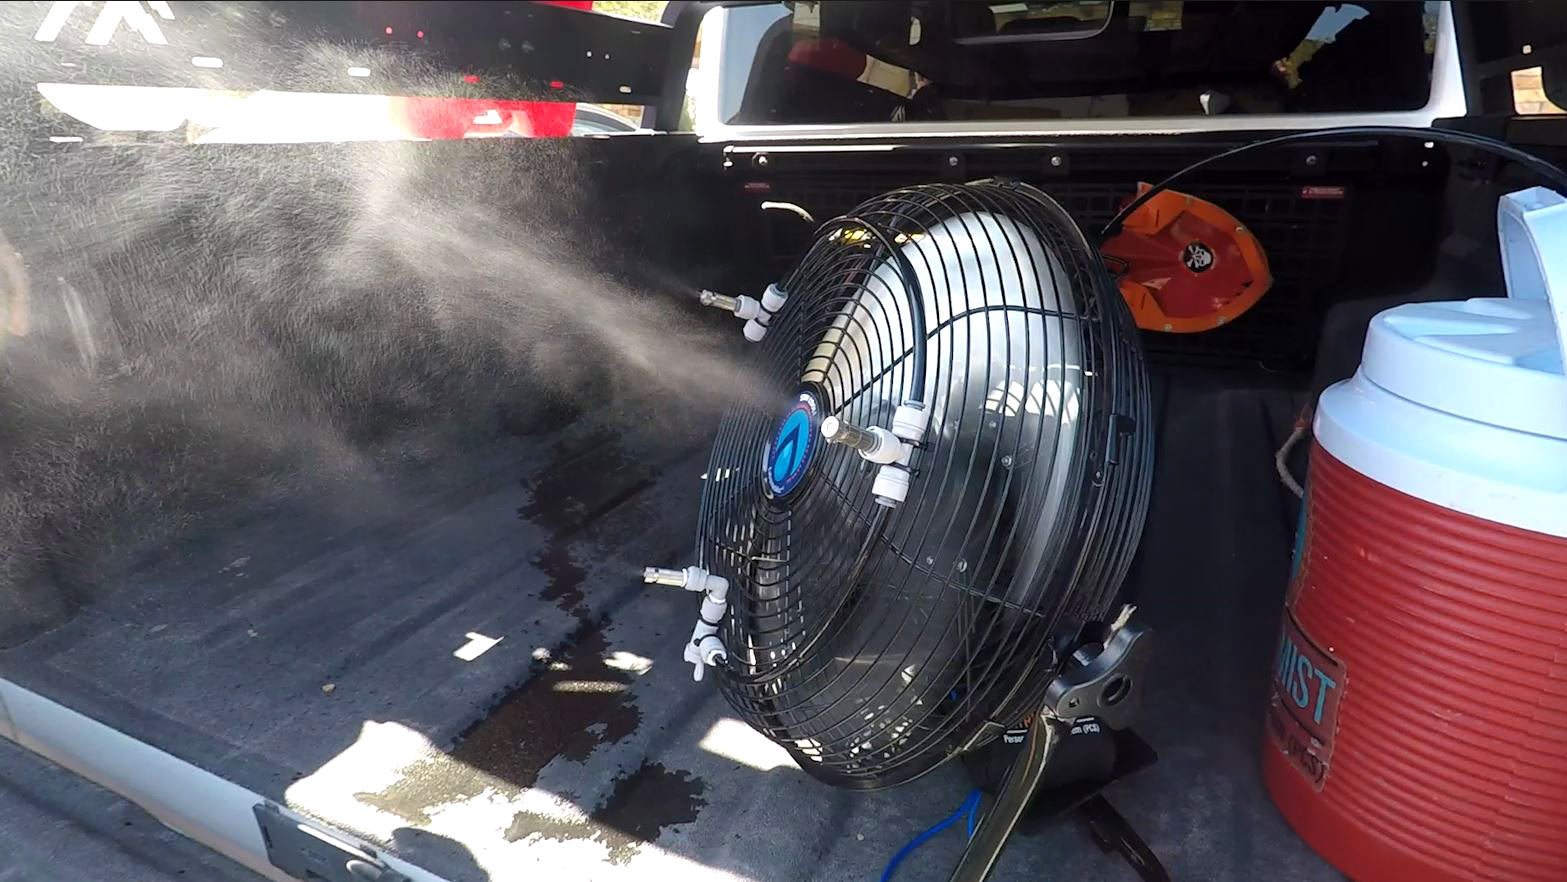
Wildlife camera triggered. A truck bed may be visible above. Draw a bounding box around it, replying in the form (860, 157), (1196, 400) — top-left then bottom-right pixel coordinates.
(0, 368), (1339, 882)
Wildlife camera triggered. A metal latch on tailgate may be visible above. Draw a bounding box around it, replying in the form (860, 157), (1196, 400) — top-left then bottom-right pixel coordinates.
(253, 803), (410, 882)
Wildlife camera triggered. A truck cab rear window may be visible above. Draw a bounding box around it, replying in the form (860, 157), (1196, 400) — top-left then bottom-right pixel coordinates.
(727, 1), (1440, 125)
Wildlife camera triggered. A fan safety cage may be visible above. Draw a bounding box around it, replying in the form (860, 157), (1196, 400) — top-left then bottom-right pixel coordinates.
(697, 180), (1153, 788)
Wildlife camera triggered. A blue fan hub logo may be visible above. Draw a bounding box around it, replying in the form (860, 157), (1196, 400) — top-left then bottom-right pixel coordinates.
(766, 391), (821, 497)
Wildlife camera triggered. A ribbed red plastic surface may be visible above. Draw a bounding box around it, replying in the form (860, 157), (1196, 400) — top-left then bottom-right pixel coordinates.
(1264, 444), (1567, 882)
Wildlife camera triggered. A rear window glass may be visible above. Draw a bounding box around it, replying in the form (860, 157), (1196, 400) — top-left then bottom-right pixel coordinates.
(1514, 65), (1567, 116)
(4, 1), (652, 145)
(724, 1), (1441, 125)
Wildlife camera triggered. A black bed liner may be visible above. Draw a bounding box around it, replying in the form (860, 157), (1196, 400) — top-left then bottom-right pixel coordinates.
(1, 367), (1342, 882)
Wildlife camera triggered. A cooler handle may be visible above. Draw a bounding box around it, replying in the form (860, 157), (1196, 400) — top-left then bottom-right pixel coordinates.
(1498, 186), (1567, 365)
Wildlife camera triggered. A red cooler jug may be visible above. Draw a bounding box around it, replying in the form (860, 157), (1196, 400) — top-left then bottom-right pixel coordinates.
(1263, 187), (1567, 882)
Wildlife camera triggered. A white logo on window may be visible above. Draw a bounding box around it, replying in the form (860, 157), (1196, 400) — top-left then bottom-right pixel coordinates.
(34, 1), (175, 46)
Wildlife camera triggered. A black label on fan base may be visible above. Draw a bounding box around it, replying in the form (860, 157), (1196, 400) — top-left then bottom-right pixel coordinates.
(1001, 716), (1102, 745)
(765, 391), (821, 498)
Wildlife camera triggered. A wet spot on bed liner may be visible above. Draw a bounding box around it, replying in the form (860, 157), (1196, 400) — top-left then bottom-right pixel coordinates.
(533, 540), (587, 613)
(516, 436), (656, 614)
(356, 623), (642, 825)
(506, 761), (707, 865)
(560, 713), (638, 763)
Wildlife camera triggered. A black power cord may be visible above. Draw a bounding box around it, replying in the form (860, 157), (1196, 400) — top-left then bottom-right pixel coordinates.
(1098, 125), (1567, 242)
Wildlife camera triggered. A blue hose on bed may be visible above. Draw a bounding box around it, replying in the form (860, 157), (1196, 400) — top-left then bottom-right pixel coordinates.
(880, 788), (983, 882)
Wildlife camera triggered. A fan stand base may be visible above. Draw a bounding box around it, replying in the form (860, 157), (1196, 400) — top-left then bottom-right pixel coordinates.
(949, 714), (1169, 882)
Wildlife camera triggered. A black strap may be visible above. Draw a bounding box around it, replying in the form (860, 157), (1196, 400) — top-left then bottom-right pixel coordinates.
(1077, 795), (1171, 882)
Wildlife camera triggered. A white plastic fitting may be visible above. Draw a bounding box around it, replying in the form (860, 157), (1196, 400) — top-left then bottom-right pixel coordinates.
(700, 287), (779, 342)
(862, 426), (907, 464)
(685, 635), (727, 679)
(743, 314), (770, 342)
(644, 566), (731, 681)
(872, 464), (911, 507)
(698, 289), (763, 320)
(643, 565), (728, 596)
(822, 402), (927, 507)
(732, 295), (764, 321)
(761, 282), (788, 313)
(890, 402), (930, 443)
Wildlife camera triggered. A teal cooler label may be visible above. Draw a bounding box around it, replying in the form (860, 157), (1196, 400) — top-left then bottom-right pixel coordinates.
(1266, 608), (1345, 791)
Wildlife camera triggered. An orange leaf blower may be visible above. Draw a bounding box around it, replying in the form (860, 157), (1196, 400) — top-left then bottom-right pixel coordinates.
(1100, 183), (1272, 333)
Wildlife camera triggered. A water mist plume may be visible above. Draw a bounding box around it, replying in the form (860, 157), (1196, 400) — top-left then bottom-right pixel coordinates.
(0, 10), (771, 641)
